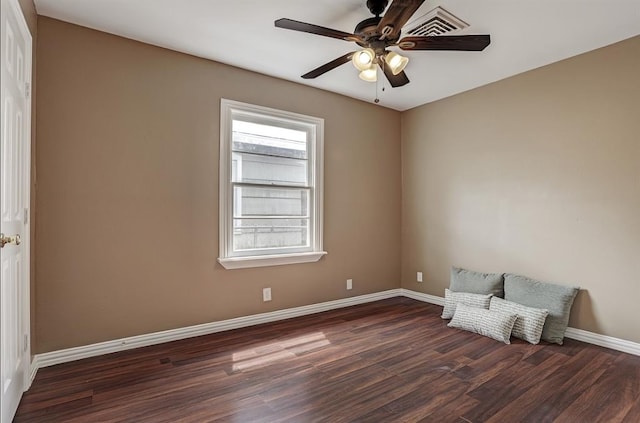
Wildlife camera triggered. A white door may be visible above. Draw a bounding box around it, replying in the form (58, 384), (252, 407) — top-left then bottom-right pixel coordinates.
(0, 0), (32, 421)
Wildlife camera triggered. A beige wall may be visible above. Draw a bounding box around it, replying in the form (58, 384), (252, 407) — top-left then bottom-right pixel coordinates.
(401, 36), (640, 343)
(34, 15), (639, 352)
(35, 18), (401, 353)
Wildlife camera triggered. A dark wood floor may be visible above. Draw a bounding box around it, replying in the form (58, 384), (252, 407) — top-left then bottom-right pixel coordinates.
(15, 297), (640, 422)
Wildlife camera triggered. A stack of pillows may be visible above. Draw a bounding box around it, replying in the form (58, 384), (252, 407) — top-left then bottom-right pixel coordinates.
(442, 267), (579, 345)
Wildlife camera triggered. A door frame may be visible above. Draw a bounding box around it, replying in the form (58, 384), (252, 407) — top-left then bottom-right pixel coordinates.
(1, 0), (33, 406)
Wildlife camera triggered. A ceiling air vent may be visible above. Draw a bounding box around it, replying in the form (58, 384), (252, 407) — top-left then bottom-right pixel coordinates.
(404, 6), (469, 36)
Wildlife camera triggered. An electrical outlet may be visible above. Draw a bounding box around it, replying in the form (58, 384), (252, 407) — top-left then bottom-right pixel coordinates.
(263, 287), (272, 302)
(346, 279), (353, 290)
(417, 272), (423, 282)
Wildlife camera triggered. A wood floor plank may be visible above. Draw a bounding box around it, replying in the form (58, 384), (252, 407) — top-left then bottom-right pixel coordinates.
(15, 297), (640, 422)
(481, 350), (579, 423)
(553, 352), (640, 423)
(516, 346), (621, 422)
(352, 373), (473, 422)
(622, 392), (640, 423)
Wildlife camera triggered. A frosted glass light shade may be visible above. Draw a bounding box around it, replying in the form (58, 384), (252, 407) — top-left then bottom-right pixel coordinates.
(385, 51), (409, 75)
(358, 66), (377, 82)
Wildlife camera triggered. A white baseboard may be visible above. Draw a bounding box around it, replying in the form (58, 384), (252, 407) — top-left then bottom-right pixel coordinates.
(400, 288), (444, 306)
(28, 355), (39, 388)
(564, 327), (640, 356)
(31, 287), (639, 379)
(401, 288), (640, 357)
(35, 289), (402, 369)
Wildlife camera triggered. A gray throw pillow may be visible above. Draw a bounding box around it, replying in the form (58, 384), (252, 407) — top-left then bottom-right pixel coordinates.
(490, 297), (549, 344)
(450, 266), (504, 297)
(448, 303), (518, 344)
(441, 289), (492, 319)
(504, 274), (579, 345)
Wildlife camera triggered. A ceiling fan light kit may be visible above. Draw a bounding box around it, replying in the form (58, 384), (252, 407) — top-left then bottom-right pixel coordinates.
(275, 0), (490, 90)
(352, 49), (407, 82)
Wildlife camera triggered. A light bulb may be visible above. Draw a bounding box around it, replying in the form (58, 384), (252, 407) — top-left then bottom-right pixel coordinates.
(352, 48), (375, 71)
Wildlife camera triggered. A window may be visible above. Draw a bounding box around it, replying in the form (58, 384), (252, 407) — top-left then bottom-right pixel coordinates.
(218, 99), (326, 269)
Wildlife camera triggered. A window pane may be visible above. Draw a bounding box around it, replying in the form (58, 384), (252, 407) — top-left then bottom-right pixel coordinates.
(233, 218), (309, 250)
(232, 119), (308, 160)
(233, 186), (308, 217)
(232, 152), (308, 186)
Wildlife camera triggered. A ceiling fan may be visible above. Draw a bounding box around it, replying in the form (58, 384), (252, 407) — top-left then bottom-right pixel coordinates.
(275, 0), (490, 87)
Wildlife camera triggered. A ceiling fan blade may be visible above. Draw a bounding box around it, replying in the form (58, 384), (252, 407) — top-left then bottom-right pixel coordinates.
(302, 52), (355, 79)
(379, 60), (410, 87)
(398, 35), (491, 51)
(376, 0), (426, 40)
(275, 18), (362, 42)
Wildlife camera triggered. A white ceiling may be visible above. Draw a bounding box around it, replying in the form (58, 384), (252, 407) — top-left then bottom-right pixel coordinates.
(34, 0), (640, 111)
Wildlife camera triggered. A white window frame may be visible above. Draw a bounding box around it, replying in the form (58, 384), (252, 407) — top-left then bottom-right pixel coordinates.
(218, 99), (326, 269)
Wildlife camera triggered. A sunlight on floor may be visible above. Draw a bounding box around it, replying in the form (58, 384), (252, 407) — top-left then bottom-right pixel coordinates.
(232, 332), (330, 371)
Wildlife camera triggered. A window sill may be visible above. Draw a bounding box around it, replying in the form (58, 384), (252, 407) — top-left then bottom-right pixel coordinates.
(218, 251), (327, 270)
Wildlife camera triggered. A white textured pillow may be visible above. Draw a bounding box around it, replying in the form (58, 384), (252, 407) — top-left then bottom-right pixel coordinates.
(448, 303), (518, 344)
(441, 289), (493, 319)
(490, 297), (549, 344)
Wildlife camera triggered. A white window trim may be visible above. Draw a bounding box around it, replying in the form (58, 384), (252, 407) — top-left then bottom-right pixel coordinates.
(218, 99), (326, 269)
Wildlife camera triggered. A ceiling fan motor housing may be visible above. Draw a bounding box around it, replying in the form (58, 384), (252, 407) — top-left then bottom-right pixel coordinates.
(354, 17), (399, 55)
(354, 17), (382, 38)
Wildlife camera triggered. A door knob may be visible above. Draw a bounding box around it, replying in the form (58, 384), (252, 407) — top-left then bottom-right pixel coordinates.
(0, 233), (21, 248)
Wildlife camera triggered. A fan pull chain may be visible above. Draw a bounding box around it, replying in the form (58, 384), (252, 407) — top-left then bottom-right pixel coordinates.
(374, 64), (381, 104)
(374, 66), (385, 104)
